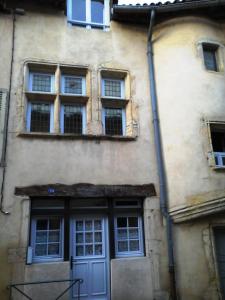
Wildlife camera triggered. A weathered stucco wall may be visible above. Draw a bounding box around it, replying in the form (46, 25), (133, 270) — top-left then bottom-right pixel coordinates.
(153, 16), (225, 300)
(154, 17), (225, 210)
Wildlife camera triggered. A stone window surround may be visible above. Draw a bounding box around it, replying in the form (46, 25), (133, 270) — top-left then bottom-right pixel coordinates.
(197, 39), (225, 73)
(18, 61), (137, 141)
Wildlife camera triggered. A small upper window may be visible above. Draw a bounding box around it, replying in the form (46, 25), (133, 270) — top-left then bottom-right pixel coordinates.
(61, 75), (85, 95)
(29, 72), (55, 93)
(210, 123), (225, 167)
(68, 0), (109, 29)
(102, 79), (124, 99)
(202, 44), (218, 72)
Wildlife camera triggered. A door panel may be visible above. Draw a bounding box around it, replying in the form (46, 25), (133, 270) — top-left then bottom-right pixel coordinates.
(71, 217), (109, 300)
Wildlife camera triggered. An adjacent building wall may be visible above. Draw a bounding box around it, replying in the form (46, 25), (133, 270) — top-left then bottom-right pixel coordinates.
(153, 16), (225, 299)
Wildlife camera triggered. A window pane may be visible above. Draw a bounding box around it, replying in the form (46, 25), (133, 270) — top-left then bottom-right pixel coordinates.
(129, 229), (139, 239)
(76, 233), (83, 243)
(35, 244), (47, 256)
(63, 76), (83, 94)
(91, 0), (104, 24)
(30, 103), (51, 132)
(85, 232), (93, 243)
(94, 220), (102, 230)
(49, 219), (60, 230)
(76, 221), (83, 231)
(76, 245), (84, 256)
(118, 229), (128, 240)
(49, 231), (60, 243)
(104, 79), (122, 98)
(118, 241), (128, 252)
(94, 232), (102, 243)
(105, 108), (123, 136)
(36, 219), (48, 230)
(85, 245), (93, 256)
(48, 243), (60, 255)
(203, 46), (218, 71)
(72, 0), (86, 21)
(117, 217), (127, 228)
(95, 244), (102, 255)
(85, 220), (93, 231)
(36, 231), (47, 243)
(129, 240), (139, 251)
(64, 105), (83, 134)
(128, 217), (138, 227)
(32, 74), (52, 92)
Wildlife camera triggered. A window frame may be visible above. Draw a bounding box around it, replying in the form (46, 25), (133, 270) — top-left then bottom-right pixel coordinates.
(61, 75), (86, 96)
(101, 78), (125, 99)
(29, 72), (55, 93)
(30, 216), (64, 263)
(102, 107), (126, 136)
(26, 101), (54, 133)
(114, 214), (144, 258)
(60, 103), (86, 134)
(67, 0), (110, 29)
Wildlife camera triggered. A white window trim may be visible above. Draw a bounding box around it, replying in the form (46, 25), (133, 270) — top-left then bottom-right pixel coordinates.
(114, 214), (144, 258)
(60, 104), (86, 134)
(61, 75), (86, 96)
(214, 152), (225, 167)
(26, 102), (54, 133)
(29, 72), (55, 93)
(67, 0), (110, 29)
(102, 108), (126, 136)
(30, 217), (64, 263)
(101, 78), (125, 99)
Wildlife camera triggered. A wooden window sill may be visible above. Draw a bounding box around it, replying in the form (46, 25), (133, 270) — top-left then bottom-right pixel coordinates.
(17, 132), (137, 141)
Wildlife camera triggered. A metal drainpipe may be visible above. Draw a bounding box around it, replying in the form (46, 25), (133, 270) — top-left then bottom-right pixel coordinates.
(147, 10), (177, 300)
(0, 11), (16, 215)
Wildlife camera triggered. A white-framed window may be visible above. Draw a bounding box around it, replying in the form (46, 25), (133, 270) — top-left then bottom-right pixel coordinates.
(102, 107), (126, 136)
(31, 217), (64, 262)
(114, 215), (144, 257)
(67, 0), (110, 29)
(60, 104), (86, 134)
(29, 72), (55, 93)
(209, 122), (225, 167)
(26, 102), (54, 133)
(102, 78), (125, 99)
(61, 75), (86, 95)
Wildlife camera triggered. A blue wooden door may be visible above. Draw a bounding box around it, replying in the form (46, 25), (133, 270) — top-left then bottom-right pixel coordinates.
(71, 217), (109, 300)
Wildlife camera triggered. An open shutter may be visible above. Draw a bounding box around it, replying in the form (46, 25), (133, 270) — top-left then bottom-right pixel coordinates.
(0, 89), (8, 163)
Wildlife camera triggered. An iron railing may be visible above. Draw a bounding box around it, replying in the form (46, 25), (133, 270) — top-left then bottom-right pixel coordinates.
(8, 278), (83, 300)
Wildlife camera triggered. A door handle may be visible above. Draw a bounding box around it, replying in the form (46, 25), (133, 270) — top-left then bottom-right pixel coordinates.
(70, 256), (73, 270)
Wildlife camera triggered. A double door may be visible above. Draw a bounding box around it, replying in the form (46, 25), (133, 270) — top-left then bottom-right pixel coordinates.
(71, 216), (109, 300)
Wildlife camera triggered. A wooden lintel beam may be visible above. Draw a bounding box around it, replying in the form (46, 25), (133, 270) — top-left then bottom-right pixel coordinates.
(15, 183), (156, 198)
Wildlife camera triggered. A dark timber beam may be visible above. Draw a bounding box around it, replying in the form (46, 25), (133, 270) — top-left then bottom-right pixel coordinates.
(15, 183), (156, 198)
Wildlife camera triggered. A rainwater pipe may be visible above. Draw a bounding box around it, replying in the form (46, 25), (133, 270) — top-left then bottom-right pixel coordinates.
(0, 8), (25, 215)
(147, 10), (177, 300)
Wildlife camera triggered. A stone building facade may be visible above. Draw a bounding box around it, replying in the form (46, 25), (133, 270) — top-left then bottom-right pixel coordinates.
(0, 0), (225, 299)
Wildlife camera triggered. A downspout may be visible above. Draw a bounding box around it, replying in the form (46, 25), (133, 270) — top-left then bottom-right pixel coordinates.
(147, 10), (177, 300)
(0, 10), (17, 215)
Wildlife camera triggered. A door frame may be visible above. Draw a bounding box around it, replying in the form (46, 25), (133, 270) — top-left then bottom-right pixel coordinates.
(70, 214), (111, 300)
